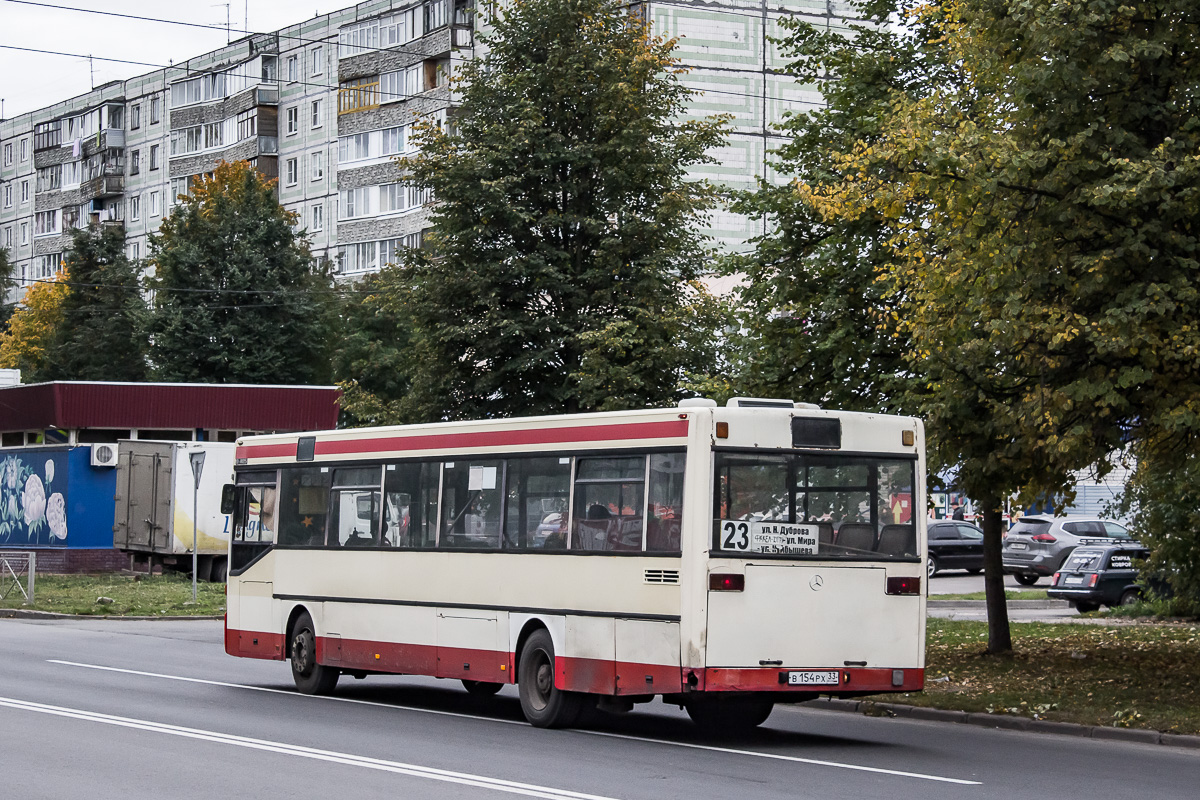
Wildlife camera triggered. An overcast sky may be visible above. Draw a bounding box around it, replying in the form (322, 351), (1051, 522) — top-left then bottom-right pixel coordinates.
(1, 0), (337, 119)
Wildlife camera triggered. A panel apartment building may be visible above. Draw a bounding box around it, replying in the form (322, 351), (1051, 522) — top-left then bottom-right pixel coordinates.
(0, 0), (863, 298)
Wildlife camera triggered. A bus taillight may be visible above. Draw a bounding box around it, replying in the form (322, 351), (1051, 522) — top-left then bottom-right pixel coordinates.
(886, 576), (921, 595)
(709, 573), (745, 591)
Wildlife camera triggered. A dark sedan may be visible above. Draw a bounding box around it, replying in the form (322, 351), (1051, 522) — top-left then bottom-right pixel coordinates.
(927, 520), (985, 577)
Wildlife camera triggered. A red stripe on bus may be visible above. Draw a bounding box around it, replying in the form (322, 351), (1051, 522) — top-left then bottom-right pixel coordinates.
(237, 419), (690, 461)
(224, 627), (286, 661)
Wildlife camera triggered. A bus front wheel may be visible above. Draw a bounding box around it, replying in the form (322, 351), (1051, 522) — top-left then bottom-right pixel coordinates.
(685, 696), (774, 732)
(518, 629), (584, 728)
(290, 612), (339, 695)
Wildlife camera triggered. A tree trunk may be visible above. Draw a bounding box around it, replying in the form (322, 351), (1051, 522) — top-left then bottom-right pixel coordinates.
(980, 503), (1013, 654)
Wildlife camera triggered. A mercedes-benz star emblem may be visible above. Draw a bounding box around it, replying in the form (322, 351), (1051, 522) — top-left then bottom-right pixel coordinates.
(809, 575), (824, 591)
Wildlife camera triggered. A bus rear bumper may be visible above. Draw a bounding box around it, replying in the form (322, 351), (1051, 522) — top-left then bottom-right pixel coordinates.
(688, 666), (924, 694)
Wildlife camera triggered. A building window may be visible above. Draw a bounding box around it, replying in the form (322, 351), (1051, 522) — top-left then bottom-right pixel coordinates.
(338, 132), (372, 162)
(337, 241), (377, 273)
(382, 125), (406, 155)
(3, 227), (10, 247)
(20, 139), (29, 162)
(150, 191), (161, 217)
(339, 187), (374, 219)
(311, 100), (322, 129)
(131, 150), (141, 175)
(311, 203), (323, 232)
(150, 144), (160, 170)
(130, 241), (140, 261)
(237, 110), (257, 141)
(131, 104), (142, 130)
(3, 185), (10, 208)
(287, 55), (298, 82)
(35, 210), (60, 237)
(21, 180), (29, 204)
(2, 143), (10, 166)
(150, 97), (161, 124)
(311, 46), (323, 75)
(204, 122), (223, 150)
(286, 158), (298, 186)
(311, 151), (324, 181)
(286, 107), (298, 135)
(20, 222), (29, 246)
(129, 194), (141, 221)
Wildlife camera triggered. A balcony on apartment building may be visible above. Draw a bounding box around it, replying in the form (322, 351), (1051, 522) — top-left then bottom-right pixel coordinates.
(79, 165), (126, 201)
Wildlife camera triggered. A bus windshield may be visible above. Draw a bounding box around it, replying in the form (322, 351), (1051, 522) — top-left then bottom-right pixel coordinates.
(713, 452), (917, 560)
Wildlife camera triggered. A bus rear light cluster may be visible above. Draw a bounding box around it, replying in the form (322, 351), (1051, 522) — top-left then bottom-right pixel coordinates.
(709, 573), (745, 591)
(886, 576), (921, 595)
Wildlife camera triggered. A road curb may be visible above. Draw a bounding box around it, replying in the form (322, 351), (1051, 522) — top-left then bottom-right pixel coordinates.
(0, 609), (223, 621)
(927, 599), (1070, 609)
(801, 698), (1200, 749)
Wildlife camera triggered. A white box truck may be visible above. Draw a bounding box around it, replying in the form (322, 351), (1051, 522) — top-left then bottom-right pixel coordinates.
(112, 440), (235, 581)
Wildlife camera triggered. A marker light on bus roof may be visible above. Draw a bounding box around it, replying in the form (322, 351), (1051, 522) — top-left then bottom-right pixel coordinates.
(715, 422), (729, 439)
(903, 430), (915, 446)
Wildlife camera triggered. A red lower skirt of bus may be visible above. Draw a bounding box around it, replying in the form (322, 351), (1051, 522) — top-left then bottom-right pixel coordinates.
(692, 666), (924, 694)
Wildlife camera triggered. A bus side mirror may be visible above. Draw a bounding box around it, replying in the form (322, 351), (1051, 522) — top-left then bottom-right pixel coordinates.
(221, 484), (237, 515)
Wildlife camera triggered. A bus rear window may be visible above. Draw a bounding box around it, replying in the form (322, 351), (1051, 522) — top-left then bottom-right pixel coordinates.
(713, 454), (917, 560)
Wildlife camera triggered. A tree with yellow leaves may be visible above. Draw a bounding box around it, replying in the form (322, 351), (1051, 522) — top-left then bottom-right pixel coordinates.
(0, 269), (70, 381)
(741, 0), (1200, 649)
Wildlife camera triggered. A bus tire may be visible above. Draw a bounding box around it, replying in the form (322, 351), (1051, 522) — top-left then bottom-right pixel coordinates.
(685, 696), (774, 732)
(290, 612), (339, 695)
(462, 680), (503, 697)
(517, 629), (584, 728)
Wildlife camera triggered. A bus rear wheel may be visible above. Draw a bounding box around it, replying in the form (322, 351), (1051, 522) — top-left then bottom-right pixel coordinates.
(685, 696), (774, 732)
(518, 629), (584, 728)
(290, 612), (339, 695)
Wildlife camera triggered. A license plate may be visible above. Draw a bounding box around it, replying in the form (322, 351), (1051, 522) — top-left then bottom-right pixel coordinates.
(1065, 576), (1084, 585)
(1009, 542), (1028, 550)
(785, 670), (840, 686)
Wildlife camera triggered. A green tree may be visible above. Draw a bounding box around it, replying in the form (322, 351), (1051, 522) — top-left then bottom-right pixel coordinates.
(727, 3), (944, 413)
(45, 224), (148, 380)
(148, 161), (336, 384)
(0, 247), (16, 331)
(748, 0), (1200, 650)
(332, 268), (415, 426)
(388, 0), (727, 422)
(0, 270), (70, 381)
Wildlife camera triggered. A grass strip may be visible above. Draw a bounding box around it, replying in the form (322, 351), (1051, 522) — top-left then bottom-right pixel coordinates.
(0, 573), (225, 616)
(867, 618), (1200, 734)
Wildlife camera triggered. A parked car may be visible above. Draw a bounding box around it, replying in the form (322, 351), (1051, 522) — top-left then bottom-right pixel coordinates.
(1047, 541), (1149, 612)
(1002, 516), (1132, 585)
(927, 520), (985, 578)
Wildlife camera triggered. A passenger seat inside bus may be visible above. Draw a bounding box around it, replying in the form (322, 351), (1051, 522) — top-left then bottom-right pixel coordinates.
(835, 523), (876, 554)
(876, 524), (917, 558)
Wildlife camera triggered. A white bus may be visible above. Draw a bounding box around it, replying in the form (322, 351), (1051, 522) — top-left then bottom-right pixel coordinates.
(223, 398), (926, 730)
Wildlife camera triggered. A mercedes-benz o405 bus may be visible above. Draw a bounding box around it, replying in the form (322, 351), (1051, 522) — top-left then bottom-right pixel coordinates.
(223, 398), (926, 729)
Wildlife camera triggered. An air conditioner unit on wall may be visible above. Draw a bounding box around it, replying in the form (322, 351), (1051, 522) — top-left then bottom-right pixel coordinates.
(90, 443), (119, 468)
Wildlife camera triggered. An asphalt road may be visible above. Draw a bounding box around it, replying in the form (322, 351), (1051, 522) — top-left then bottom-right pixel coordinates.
(2, 618), (1196, 799)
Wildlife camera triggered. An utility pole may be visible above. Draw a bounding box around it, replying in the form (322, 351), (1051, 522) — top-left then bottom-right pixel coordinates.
(88, 55), (94, 89)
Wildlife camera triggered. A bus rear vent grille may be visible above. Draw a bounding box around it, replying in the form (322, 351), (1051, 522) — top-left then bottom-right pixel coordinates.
(644, 569), (679, 585)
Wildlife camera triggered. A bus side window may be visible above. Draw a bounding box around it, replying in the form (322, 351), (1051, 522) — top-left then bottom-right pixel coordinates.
(504, 457), (571, 550)
(277, 466), (332, 546)
(441, 460), (504, 549)
(329, 467), (383, 547)
(383, 462), (436, 548)
(571, 456), (645, 552)
(646, 453), (684, 552)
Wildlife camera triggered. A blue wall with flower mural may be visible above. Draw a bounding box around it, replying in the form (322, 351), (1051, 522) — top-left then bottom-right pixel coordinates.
(0, 447), (117, 549)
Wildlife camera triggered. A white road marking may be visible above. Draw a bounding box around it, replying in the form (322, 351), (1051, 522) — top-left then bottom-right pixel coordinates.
(49, 659), (981, 786)
(576, 730), (982, 786)
(48, 659), (528, 725)
(0, 695), (619, 800)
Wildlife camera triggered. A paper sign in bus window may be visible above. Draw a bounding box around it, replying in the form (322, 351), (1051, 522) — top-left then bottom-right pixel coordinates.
(720, 521), (820, 555)
(469, 466), (498, 491)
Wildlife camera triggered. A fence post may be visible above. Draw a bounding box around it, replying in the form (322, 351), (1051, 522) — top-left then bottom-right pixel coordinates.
(27, 552), (35, 605)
